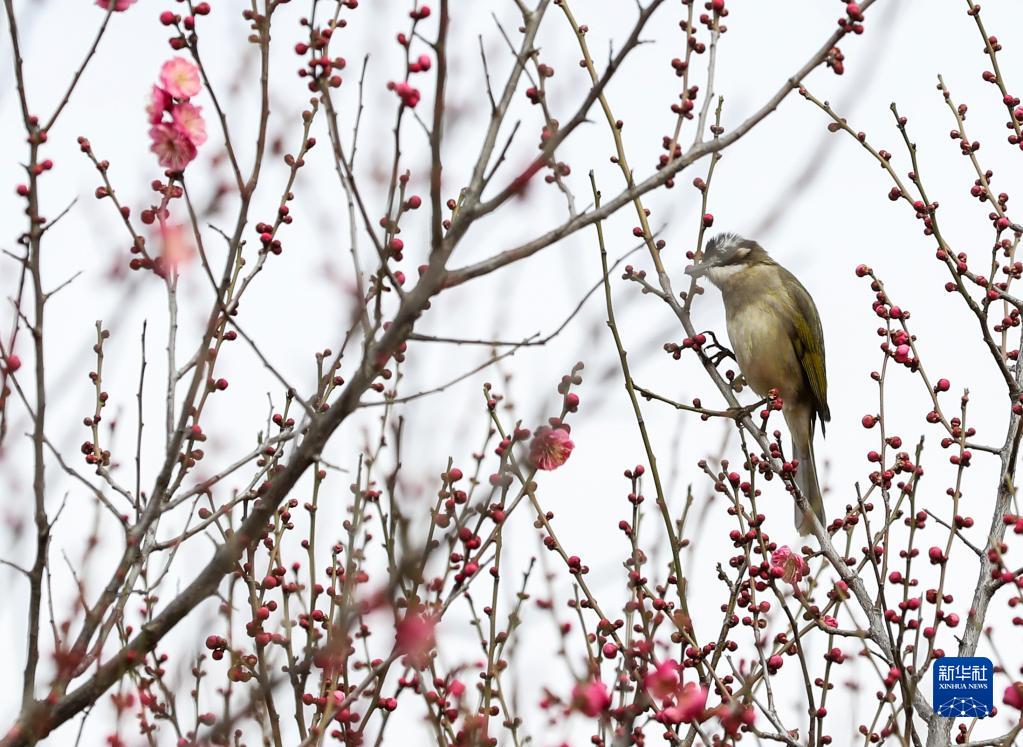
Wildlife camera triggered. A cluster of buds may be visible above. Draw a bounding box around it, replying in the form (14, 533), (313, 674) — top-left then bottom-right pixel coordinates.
(670, 86), (698, 119)
(295, 20), (346, 91)
(81, 326), (112, 468)
(159, 2), (210, 50)
(702, 0), (728, 20)
(761, 388), (784, 421)
(678, 333), (708, 353)
(879, 326), (918, 368)
(837, 2), (864, 35)
(389, 80), (421, 109)
(245, 599), (282, 648)
(622, 264), (649, 282)
(255, 221), (284, 255)
(826, 45), (846, 75)
(450, 524), (481, 586)
(126, 180), (191, 278)
(79, 437), (110, 467)
(255, 123), (317, 257)
(203, 635), (229, 661)
(388, 6), (433, 108)
(525, 62), (554, 107)
(992, 515), (1023, 596)
(371, 173), (420, 292)
(14, 144), (54, 189)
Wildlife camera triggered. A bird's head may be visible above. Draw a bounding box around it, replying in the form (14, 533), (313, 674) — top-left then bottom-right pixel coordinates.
(685, 232), (766, 285)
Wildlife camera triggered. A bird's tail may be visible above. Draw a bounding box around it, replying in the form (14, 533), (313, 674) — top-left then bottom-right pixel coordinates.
(791, 420), (825, 536)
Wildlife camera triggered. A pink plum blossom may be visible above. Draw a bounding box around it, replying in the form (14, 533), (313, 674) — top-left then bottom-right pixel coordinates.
(571, 679), (611, 717)
(394, 609), (437, 670)
(717, 700), (756, 736)
(146, 86), (172, 125)
(149, 124), (197, 171)
(96, 0), (136, 10)
(771, 545), (809, 584)
(160, 57), (201, 99)
(644, 660), (681, 701)
(172, 102), (207, 146)
(159, 224), (194, 270)
(529, 425), (574, 471)
(656, 683), (708, 725)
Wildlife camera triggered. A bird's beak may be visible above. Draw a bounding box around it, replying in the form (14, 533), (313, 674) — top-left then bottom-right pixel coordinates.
(685, 259), (710, 278)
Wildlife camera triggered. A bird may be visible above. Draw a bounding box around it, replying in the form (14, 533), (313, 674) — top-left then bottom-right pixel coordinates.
(685, 232), (829, 534)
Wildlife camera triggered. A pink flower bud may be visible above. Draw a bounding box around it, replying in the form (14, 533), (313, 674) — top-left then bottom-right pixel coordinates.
(1005, 682), (1023, 710)
(571, 679), (611, 717)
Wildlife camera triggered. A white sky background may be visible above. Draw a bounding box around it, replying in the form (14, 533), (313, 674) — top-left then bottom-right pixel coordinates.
(2, 0), (1023, 744)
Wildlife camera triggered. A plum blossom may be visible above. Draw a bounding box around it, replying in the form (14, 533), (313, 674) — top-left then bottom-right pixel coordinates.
(146, 85), (172, 124)
(149, 124), (197, 171)
(160, 57), (201, 99)
(717, 700), (756, 736)
(172, 103), (207, 146)
(457, 715), (490, 744)
(529, 425), (574, 471)
(96, 0), (136, 10)
(571, 679), (611, 717)
(771, 545), (809, 584)
(395, 609), (437, 670)
(148, 60), (206, 171)
(644, 660), (681, 701)
(159, 223), (194, 270)
(655, 683), (708, 725)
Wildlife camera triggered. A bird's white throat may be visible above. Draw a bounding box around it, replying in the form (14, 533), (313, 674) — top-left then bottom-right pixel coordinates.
(706, 264), (745, 285)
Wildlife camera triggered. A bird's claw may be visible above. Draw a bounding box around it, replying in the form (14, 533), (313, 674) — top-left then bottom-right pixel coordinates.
(708, 350), (733, 367)
(700, 330), (737, 367)
(724, 398), (770, 421)
(723, 404), (756, 420)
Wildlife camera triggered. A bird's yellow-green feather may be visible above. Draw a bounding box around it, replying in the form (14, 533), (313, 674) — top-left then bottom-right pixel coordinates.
(781, 268), (830, 430)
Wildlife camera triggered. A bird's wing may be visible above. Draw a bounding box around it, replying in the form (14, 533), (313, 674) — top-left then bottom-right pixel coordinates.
(784, 271), (830, 427)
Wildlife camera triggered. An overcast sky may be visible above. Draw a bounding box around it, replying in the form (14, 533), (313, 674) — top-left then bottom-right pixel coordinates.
(2, 0), (1022, 743)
